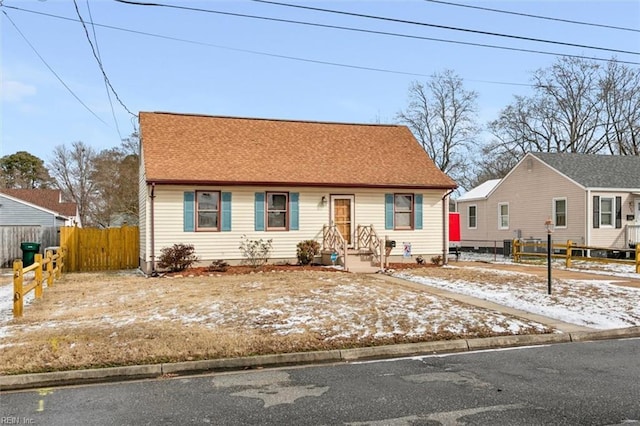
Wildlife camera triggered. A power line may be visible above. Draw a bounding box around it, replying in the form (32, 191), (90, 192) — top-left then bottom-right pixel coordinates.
(6, 4), (639, 89)
(424, 0), (640, 34)
(1, 10), (110, 126)
(108, 1), (639, 66)
(4, 2), (638, 94)
(83, 0), (124, 140)
(72, 0), (137, 118)
(249, 0), (639, 56)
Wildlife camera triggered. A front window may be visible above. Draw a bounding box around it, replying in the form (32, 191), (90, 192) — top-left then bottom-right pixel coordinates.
(394, 194), (413, 229)
(468, 205), (477, 229)
(498, 203), (509, 229)
(196, 191), (219, 231)
(600, 197), (613, 226)
(267, 192), (288, 230)
(554, 198), (567, 228)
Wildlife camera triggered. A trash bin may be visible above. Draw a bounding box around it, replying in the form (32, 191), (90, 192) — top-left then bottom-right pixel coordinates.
(503, 240), (512, 257)
(20, 242), (41, 267)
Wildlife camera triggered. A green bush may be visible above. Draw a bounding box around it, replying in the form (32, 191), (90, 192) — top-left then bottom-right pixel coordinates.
(239, 235), (273, 268)
(296, 240), (320, 265)
(158, 243), (198, 272)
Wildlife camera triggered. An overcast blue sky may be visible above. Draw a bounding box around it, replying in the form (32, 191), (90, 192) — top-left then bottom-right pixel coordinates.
(1, 0), (639, 163)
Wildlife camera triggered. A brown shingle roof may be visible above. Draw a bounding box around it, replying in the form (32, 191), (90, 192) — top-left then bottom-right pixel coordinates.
(0, 189), (78, 217)
(140, 112), (457, 189)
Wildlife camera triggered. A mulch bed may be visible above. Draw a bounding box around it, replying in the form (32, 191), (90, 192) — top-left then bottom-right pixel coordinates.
(166, 262), (437, 277)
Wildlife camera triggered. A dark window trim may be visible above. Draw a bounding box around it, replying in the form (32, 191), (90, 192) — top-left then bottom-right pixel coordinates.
(394, 193), (414, 230)
(266, 191), (289, 231)
(468, 204), (477, 229)
(553, 198), (567, 228)
(195, 190), (221, 232)
(600, 196), (614, 227)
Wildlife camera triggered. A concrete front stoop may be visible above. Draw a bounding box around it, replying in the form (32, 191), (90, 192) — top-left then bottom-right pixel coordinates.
(346, 249), (381, 274)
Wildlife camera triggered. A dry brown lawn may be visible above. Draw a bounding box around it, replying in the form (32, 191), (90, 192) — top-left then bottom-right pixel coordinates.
(0, 268), (551, 375)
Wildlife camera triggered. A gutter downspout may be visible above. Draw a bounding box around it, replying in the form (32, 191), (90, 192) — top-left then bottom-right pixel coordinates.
(586, 189), (591, 253)
(150, 183), (157, 276)
(442, 188), (455, 265)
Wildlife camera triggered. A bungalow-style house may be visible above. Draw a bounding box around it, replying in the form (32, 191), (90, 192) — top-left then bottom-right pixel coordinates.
(138, 111), (457, 273)
(456, 152), (640, 253)
(0, 189), (80, 227)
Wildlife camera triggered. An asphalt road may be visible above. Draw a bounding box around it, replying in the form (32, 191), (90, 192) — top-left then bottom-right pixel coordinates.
(2, 338), (639, 425)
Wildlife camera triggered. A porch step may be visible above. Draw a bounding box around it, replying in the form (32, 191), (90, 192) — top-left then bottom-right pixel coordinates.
(346, 250), (381, 274)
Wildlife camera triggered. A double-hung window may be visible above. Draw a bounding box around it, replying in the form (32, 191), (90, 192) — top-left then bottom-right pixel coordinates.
(394, 194), (414, 229)
(498, 203), (509, 229)
(600, 197), (613, 226)
(196, 191), (220, 231)
(468, 205), (477, 229)
(554, 198), (567, 228)
(267, 192), (288, 230)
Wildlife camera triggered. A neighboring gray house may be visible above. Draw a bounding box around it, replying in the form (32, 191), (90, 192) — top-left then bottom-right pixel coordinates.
(456, 152), (640, 251)
(0, 189), (80, 227)
(0, 189), (80, 267)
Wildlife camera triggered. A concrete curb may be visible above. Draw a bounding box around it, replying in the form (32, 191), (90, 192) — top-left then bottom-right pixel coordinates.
(2, 327), (639, 391)
(569, 325), (640, 342)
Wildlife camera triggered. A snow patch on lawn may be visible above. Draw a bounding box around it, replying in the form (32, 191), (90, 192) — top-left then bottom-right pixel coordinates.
(394, 271), (640, 330)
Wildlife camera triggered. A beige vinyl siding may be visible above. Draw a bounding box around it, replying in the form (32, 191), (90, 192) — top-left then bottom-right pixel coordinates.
(138, 149), (148, 265)
(458, 156), (585, 247)
(486, 157), (585, 244)
(147, 186), (446, 264)
(457, 199), (490, 244)
(589, 191), (633, 248)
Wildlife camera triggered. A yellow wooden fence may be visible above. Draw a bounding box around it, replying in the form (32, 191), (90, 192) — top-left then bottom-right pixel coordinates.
(513, 239), (640, 273)
(13, 248), (65, 317)
(60, 226), (139, 272)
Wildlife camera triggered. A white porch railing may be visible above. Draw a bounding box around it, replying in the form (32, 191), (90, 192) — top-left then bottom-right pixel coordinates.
(626, 224), (640, 247)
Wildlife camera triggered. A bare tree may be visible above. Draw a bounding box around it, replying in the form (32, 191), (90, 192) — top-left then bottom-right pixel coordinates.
(91, 135), (139, 227)
(600, 61), (640, 155)
(478, 57), (638, 186)
(532, 56), (605, 153)
(397, 70), (480, 188)
(49, 141), (97, 226)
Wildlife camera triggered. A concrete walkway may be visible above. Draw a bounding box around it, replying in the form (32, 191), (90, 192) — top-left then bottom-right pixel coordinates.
(376, 274), (593, 333)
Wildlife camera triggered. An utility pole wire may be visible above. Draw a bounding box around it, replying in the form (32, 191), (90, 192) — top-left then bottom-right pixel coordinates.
(109, 1), (639, 66)
(1, 10), (110, 126)
(424, 0), (640, 34)
(84, 0), (124, 140)
(72, 0), (137, 118)
(250, 0), (639, 56)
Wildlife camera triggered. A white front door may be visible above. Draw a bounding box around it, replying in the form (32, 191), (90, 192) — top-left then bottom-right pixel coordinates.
(330, 195), (355, 246)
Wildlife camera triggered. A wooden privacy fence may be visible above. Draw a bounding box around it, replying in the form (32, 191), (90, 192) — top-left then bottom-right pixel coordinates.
(60, 226), (139, 272)
(513, 239), (640, 273)
(1, 226), (59, 268)
(13, 247), (65, 317)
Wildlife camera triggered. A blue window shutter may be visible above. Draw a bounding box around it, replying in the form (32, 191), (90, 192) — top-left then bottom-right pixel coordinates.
(221, 192), (232, 231)
(615, 196), (622, 229)
(385, 194), (394, 230)
(593, 196), (600, 229)
(414, 194), (423, 230)
(183, 192), (195, 232)
(290, 192), (299, 230)
(255, 192), (265, 231)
